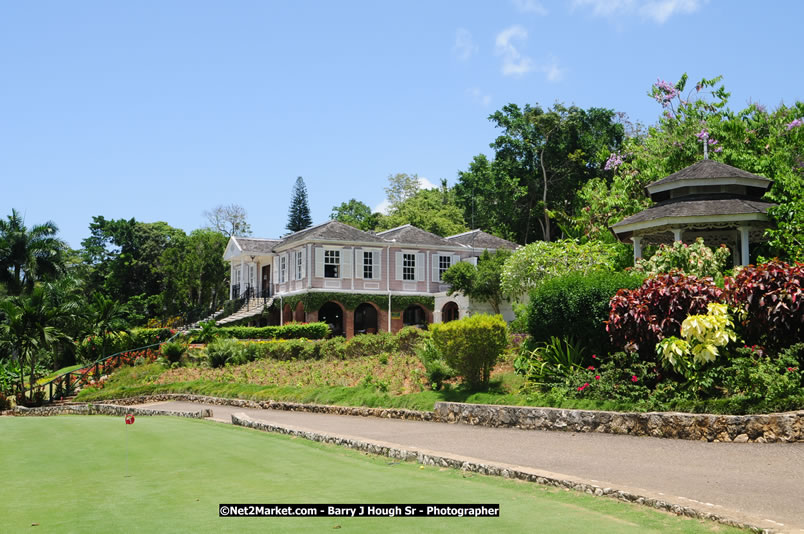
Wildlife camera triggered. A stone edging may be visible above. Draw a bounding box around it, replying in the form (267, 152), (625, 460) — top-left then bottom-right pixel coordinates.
(231, 413), (771, 533)
(98, 393), (802, 443)
(433, 402), (804, 443)
(13, 403), (211, 419)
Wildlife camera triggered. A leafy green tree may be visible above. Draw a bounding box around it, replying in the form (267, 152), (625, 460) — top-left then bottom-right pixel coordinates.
(330, 199), (380, 231)
(375, 182), (468, 236)
(85, 293), (128, 360)
(456, 103), (624, 244)
(0, 209), (66, 295)
(442, 249), (511, 313)
(384, 173), (421, 211)
(286, 176), (313, 233)
(501, 240), (628, 299)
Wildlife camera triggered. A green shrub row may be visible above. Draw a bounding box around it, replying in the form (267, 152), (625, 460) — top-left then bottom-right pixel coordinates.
(210, 322), (330, 341)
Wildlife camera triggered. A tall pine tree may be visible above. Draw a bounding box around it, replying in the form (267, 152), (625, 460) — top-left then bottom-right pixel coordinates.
(286, 176), (313, 233)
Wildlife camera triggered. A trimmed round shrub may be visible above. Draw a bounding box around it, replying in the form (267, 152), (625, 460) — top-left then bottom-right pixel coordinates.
(607, 272), (725, 358)
(430, 314), (507, 388)
(526, 271), (644, 356)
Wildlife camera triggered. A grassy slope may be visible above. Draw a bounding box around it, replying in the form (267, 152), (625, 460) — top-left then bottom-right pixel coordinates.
(0, 416), (741, 534)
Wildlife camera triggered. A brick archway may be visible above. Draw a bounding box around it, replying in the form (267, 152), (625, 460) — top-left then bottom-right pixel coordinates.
(354, 302), (380, 335)
(294, 301), (305, 323)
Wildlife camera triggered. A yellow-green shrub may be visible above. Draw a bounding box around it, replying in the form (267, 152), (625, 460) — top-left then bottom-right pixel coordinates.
(430, 314), (507, 388)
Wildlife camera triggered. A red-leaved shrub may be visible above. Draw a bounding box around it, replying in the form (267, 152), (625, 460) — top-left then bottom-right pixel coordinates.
(607, 272), (724, 357)
(725, 261), (804, 349)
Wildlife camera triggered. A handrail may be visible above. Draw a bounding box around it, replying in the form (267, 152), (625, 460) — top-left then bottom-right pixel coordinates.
(20, 330), (183, 407)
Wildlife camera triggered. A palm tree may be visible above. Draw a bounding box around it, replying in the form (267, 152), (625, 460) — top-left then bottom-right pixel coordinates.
(0, 209), (66, 296)
(0, 286), (72, 398)
(85, 293), (128, 360)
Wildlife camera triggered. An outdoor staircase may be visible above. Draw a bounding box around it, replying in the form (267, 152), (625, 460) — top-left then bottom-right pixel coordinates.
(179, 308), (227, 332)
(216, 297), (274, 325)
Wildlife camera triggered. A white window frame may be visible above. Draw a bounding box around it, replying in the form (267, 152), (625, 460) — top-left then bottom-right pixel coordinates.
(402, 253), (416, 281)
(324, 249), (340, 279)
(296, 250), (303, 280)
(438, 255), (452, 282)
(363, 251), (374, 279)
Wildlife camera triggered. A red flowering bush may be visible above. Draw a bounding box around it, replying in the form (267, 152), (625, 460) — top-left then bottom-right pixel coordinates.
(726, 261), (804, 349)
(607, 272), (724, 358)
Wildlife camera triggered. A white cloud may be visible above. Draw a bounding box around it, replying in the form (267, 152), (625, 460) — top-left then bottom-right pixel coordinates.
(467, 87), (492, 106)
(512, 0), (548, 15)
(495, 25), (534, 76)
(453, 28), (478, 61)
(571, 0), (705, 23)
(417, 177), (438, 190)
(540, 57), (565, 82)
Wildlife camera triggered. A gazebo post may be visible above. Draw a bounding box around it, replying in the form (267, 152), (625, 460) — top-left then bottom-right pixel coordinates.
(671, 228), (682, 242)
(738, 226), (750, 266)
(631, 236), (642, 261)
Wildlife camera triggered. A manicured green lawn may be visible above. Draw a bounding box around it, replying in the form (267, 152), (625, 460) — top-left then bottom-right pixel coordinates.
(1, 416), (743, 533)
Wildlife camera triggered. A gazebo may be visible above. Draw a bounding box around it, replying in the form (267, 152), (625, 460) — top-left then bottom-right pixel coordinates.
(610, 160), (775, 266)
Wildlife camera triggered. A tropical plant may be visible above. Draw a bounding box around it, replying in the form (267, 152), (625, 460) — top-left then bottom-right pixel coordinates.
(0, 209), (66, 295)
(725, 261), (804, 350)
(514, 336), (588, 385)
(160, 341), (188, 364)
(633, 238), (731, 278)
(607, 272), (724, 358)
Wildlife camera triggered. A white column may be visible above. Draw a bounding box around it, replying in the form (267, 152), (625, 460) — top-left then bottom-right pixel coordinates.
(229, 265), (234, 299)
(240, 258), (245, 293)
(631, 236), (642, 261)
(672, 228), (683, 242)
(738, 226), (750, 266)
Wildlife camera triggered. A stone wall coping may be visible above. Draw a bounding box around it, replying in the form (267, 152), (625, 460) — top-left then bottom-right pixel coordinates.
(13, 403), (211, 419)
(72, 393), (803, 443)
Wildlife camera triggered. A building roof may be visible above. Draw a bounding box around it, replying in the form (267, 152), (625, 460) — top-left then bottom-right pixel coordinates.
(611, 198), (774, 229)
(376, 224), (456, 247)
(232, 237), (281, 254)
(647, 160), (771, 190)
(277, 220), (386, 248)
(446, 229), (518, 250)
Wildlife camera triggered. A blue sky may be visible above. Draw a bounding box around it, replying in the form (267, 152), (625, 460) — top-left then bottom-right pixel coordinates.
(2, 1), (801, 248)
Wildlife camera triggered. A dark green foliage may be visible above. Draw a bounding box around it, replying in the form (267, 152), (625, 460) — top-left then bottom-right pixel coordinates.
(514, 336), (588, 385)
(431, 314), (507, 388)
(0, 209), (66, 296)
(213, 323), (329, 341)
(286, 176), (313, 233)
(75, 328), (174, 362)
(779, 343), (804, 368)
(330, 199), (380, 232)
(526, 271), (643, 356)
(725, 261), (804, 350)
(443, 249), (511, 314)
(319, 337), (347, 360)
(206, 338), (245, 368)
(415, 338), (454, 390)
(160, 341), (188, 364)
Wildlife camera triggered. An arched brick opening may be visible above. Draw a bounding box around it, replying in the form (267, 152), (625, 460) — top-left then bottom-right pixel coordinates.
(441, 301), (459, 323)
(294, 302), (305, 323)
(318, 301), (345, 337)
(354, 302), (380, 335)
(402, 304), (428, 329)
(282, 304), (292, 325)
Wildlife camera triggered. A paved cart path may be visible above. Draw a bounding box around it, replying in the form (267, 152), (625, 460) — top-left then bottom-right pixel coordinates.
(136, 400), (804, 532)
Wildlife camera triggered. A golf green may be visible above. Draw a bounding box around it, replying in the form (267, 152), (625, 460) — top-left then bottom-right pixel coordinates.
(0, 416), (741, 533)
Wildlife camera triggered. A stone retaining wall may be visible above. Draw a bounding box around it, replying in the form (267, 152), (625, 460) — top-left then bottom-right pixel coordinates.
(103, 393), (434, 421)
(433, 402), (804, 443)
(14, 403), (211, 419)
(231, 413), (767, 533)
(87, 393), (803, 443)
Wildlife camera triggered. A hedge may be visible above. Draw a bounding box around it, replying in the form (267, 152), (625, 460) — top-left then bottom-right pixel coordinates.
(214, 323), (330, 340)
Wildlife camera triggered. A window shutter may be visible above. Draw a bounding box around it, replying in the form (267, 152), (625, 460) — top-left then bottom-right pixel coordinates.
(373, 250), (381, 280)
(432, 254), (440, 282)
(273, 256), (280, 284)
(354, 248), (363, 279)
(395, 252), (403, 281)
(284, 253), (289, 283)
(315, 247), (324, 278)
(452, 255), (460, 268)
(342, 248), (352, 279)
(300, 248), (306, 279)
(416, 253), (425, 281)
